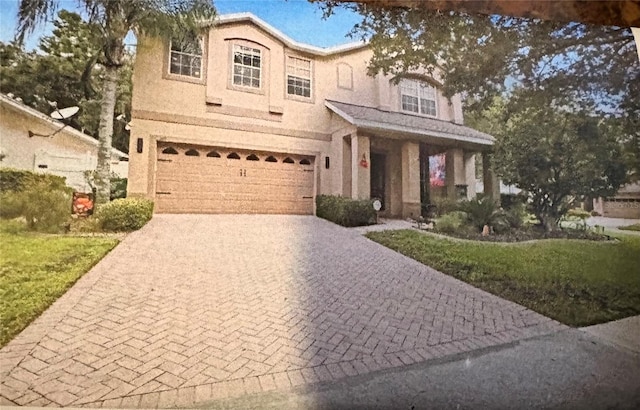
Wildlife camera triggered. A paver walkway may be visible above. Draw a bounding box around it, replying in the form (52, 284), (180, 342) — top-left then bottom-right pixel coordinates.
(0, 215), (565, 408)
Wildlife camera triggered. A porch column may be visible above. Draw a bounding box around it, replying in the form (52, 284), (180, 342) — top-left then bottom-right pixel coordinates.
(351, 134), (370, 199)
(401, 141), (421, 218)
(445, 148), (466, 200)
(464, 152), (477, 199)
(482, 152), (500, 204)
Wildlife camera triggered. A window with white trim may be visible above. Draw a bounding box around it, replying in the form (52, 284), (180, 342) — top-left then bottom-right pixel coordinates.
(169, 36), (203, 79)
(400, 79), (437, 117)
(233, 45), (261, 88)
(286, 56), (312, 98)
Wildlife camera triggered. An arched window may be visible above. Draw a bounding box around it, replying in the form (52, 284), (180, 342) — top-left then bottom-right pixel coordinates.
(206, 151), (221, 158)
(185, 149), (200, 156)
(283, 157), (295, 164)
(227, 152), (240, 159)
(162, 147), (178, 155)
(246, 154), (259, 161)
(300, 158), (311, 165)
(265, 156), (278, 163)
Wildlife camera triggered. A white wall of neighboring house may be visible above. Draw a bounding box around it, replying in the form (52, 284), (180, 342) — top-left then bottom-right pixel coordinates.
(0, 94), (128, 193)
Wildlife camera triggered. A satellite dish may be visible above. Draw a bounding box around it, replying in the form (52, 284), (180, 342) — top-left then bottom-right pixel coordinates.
(51, 106), (79, 120)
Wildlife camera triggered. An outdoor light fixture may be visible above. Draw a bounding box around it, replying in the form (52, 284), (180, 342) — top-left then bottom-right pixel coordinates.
(325, 156), (330, 169)
(28, 102), (79, 138)
(136, 138), (143, 153)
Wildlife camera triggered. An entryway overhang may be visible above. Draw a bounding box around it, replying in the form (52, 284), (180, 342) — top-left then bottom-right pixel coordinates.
(325, 100), (495, 151)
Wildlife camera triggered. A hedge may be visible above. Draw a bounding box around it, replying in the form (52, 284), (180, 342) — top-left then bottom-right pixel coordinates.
(96, 198), (154, 232)
(0, 168), (67, 193)
(316, 195), (376, 227)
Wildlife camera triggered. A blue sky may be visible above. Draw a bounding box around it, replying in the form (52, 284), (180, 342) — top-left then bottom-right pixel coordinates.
(0, 0), (361, 50)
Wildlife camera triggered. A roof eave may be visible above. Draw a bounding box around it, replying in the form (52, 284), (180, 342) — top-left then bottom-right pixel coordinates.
(325, 100), (494, 147)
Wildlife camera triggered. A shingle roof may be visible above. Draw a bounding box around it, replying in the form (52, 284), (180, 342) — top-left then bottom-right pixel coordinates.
(325, 100), (495, 146)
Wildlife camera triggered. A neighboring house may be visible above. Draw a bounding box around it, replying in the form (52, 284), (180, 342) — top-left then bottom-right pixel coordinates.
(0, 94), (128, 192)
(128, 13), (497, 217)
(592, 183), (640, 219)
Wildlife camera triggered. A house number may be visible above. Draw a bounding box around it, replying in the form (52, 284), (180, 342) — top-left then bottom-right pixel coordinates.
(239, 169), (247, 177)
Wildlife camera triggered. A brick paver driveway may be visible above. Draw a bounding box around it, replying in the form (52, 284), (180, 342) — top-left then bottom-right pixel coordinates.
(0, 215), (564, 407)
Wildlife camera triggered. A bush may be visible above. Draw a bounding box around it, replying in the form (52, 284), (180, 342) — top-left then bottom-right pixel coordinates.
(1, 178), (73, 233)
(316, 195), (375, 227)
(435, 211), (468, 234)
(110, 178), (127, 200)
(431, 196), (459, 216)
(504, 202), (527, 229)
(458, 196), (506, 231)
(0, 191), (23, 219)
(96, 198), (154, 231)
(590, 210), (601, 217)
(0, 168), (68, 193)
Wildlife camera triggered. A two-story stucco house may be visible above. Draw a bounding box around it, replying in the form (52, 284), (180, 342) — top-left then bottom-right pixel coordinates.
(128, 13), (497, 217)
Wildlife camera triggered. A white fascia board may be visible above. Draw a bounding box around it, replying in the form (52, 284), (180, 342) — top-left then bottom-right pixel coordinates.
(214, 13), (367, 57)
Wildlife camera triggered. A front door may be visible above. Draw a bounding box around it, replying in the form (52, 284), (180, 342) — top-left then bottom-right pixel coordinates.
(370, 152), (386, 210)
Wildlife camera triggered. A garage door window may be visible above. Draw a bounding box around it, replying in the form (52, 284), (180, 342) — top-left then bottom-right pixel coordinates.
(265, 156), (277, 163)
(162, 147), (178, 155)
(185, 149), (200, 156)
(246, 154), (259, 161)
(283, 157), (294, 164)
(227, 152), (241, 159)
(300, 158), (311, 165)
(206, 151), (221, 158)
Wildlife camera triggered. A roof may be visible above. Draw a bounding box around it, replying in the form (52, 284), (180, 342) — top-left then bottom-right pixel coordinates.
(0, 94), (129, 159)
(325, 100), (495, 146)
(214, 13), (368, 57)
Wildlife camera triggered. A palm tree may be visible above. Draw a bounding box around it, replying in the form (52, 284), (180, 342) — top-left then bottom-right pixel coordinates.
(16, 0), (216, 204)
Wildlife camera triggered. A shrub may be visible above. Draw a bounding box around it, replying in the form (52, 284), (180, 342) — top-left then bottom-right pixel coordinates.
(110, 178), (128, 200)
(435, 211), (468, 234)
(0, 168), (67, 193)
(504, 202), (527, 229)
(590, 210), (601, 217)
(458, 196), (506, 231)
(0, 191), (23, 219)
(431, 196), (459, 216)
(96, 198), (154, 231)
(316, 195), (375, 227)
(4, 179), (73, 233)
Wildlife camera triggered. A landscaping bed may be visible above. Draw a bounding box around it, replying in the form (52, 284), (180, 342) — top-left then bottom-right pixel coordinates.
(430, 226), (612, 242)
(0, 221), (119, 347)
(366, 229), (640, 327)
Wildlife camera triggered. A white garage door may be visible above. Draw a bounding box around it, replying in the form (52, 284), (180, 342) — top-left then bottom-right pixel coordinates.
(155, 143), (315, 214)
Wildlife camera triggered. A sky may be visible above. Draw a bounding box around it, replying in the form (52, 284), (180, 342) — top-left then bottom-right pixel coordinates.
(0, 0), (362, 50)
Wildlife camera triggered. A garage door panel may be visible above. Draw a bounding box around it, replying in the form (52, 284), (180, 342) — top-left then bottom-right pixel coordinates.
(156, 143), (315, 214)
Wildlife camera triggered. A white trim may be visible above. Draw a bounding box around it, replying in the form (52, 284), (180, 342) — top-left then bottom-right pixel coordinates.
(212, 13), (367, 57)
(168, 37), (204, 80)
(0, 94), (129, 159)
(232, 44), (263, 89)
(324, 100), (493, 146)
(286, 55), (313, 99)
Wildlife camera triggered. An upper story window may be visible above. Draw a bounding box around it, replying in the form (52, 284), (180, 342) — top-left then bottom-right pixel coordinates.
(233, 45), (261, 89)
(400, 79), (437, 117)
(286, 56), (312, 98)
(169, 35), (203, 79)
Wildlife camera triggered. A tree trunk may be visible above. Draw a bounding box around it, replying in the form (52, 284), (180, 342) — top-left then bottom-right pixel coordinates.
(95, 65), (118, 205)
(540, 214), (558, 233)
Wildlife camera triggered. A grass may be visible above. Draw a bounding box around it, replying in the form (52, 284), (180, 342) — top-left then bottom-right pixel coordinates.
(0, 221), (118, 347)
(366, 230), (640, 327)
(618, 223), (640, 232)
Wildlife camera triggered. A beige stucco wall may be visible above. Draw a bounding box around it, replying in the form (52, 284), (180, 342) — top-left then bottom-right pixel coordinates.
(129, 16), (469, 214)
(0, 101), (128, 192)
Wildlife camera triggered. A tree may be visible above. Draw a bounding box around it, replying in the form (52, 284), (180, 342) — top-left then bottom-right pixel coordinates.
(1, 10), (132, 153)
(16, 0), (217, 204)
(489, 99), (626, 232)
(314, 2), (640, 177)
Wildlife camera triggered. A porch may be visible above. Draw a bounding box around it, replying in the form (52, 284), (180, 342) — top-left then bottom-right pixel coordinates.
(326, 100), (499, 219)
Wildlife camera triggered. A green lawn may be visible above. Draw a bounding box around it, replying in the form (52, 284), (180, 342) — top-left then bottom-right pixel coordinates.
(0, 227), (118, 347)
(366, 230), (640, 327)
